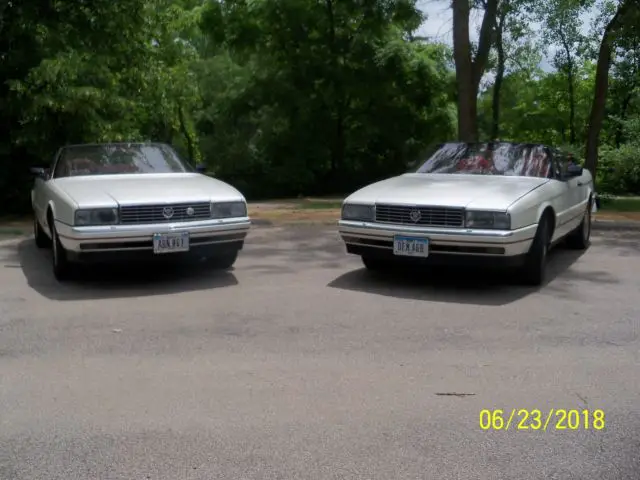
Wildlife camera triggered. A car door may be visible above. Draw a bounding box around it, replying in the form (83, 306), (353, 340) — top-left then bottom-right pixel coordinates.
(554, 151), (583, 234)
(545, 149), (575, 239)
(573, 161), (591, 211)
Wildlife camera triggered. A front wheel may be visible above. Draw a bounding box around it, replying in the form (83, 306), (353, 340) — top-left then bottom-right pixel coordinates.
(519, 216), (551, 286)
(33, 214), (51, 249)
(51, 221), (72, 281)
(566, 200), (591, 250)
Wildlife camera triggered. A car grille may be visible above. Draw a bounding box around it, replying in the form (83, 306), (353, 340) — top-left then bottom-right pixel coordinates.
(119, 202), (211, 224)
(375, 204), (464, 227)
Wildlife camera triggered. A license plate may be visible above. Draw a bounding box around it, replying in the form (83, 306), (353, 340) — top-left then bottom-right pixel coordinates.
(153, 232), (190, 254)
(393, 235), (429, 257)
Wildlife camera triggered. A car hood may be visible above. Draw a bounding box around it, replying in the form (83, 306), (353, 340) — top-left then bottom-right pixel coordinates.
(346, 173), (549, 210)
(52, 173), (244, 208)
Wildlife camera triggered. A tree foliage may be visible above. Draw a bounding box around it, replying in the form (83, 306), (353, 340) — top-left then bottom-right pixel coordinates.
(1, 0), (640, 215)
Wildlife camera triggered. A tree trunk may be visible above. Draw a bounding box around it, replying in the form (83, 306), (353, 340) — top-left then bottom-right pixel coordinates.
(177, 105), (195, 166)
(491, 12), (506, 141)
(567, 61), (576, 144)
(452, 0), (476, 141)
(324, 0), (345, 181)
(584, 0), (633, 177)
(452, 0), (498, 142)
(559, 31), (577, 144)
(471, 0), (498, 93)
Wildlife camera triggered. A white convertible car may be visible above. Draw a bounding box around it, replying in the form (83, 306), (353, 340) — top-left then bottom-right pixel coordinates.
(338, 142), (594, 285)
(30, 142), (251, 281)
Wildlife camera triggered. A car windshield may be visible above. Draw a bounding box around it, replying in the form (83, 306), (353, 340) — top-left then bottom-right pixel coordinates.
(54, 144), (189, 178)
(415, 142), (551, 178)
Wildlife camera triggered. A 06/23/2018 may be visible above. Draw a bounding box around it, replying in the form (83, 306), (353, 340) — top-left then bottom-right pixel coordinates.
(479, 409), (605, 431)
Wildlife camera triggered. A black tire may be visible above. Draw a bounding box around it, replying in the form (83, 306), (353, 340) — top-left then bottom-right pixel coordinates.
(33, 214), (51, 249)
(207, 251), (238, 270)
(362, 256), (393, 272)
(50, 218), (72, 281)
(566, 199), (592, 250)
(520, 214), (552, 286)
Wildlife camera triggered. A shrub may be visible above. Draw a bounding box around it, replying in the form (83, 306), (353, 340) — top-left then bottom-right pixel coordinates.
(596, 143), (640, 195)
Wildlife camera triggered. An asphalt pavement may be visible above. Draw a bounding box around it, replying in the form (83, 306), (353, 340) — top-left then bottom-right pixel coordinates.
(1, 226), (639, 480)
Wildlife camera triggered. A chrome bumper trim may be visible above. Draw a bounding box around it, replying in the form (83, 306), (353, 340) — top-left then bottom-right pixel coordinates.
(55, 218), (251, 252)
(338, 220), (537, 257)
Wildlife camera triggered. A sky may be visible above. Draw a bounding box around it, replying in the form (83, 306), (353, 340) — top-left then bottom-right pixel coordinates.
(415, 0), (601, 72)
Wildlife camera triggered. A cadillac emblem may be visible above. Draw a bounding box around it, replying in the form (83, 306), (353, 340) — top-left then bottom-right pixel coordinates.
(409, 209), (421, 223)
(162, 206), (174, 219)
(186, 207), (195, 216)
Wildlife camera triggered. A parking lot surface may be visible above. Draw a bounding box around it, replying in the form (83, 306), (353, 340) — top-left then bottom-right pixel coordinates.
(1, 226), (639, 479)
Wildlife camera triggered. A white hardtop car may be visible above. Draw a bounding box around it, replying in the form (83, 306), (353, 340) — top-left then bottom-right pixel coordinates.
(338, 141), (594, 285)
(30, 142), (250, 280)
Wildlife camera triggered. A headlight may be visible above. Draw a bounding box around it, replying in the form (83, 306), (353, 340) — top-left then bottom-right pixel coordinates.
(74, 208), (119, 226)
(341, 203), (375, 221)
(465, 211), (510, 230)
(211, 201), (247, 219)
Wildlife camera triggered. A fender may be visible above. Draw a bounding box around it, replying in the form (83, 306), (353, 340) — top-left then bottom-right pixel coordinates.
(44, 182), (78, 237)
(45, 200), (58, 237)
(535, 201), (556, 227)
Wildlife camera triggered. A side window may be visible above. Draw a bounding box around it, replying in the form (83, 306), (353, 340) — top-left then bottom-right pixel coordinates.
(47, 152), (59, 179)
(556, 152), (569, 178)
(53, 152), (70, 178)
(549, 150), (565, 179)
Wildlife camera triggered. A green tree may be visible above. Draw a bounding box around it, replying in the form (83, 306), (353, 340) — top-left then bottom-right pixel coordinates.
(451, 0), (499, 141)
(487, 0), (540, 140)
(538, 0), (594, 145)
(196, 0), (456, 197)
(584, 0), (640, 177)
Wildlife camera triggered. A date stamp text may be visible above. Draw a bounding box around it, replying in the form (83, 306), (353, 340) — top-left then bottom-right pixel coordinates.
(479, 409), (605, 431)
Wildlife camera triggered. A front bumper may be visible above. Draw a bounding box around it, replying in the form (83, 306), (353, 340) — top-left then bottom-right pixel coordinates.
(55, 217), (251, 263)
(338, 220), (537, 267)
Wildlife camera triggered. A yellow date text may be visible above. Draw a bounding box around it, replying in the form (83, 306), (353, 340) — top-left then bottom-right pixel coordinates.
(479, 409), (605, 431)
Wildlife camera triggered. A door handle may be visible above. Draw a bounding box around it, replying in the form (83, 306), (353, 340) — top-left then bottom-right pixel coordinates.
(577, 182), (584, 186)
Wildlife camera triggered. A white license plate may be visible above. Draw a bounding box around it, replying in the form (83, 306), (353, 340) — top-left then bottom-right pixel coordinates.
(393, 235), (429, 257)
(153, 232), (190, 254)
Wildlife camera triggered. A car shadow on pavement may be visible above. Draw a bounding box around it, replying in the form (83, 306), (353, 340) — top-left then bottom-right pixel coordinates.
(16, 239), (239, 301)
(327, 248), (588, 306)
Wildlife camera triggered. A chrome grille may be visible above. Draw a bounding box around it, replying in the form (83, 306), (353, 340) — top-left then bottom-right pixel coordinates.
(375, 204), (464, 227)
(119, 202), (211, 224)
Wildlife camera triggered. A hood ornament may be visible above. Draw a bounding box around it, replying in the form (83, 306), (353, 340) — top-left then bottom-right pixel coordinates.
(162, 206), (174, 219)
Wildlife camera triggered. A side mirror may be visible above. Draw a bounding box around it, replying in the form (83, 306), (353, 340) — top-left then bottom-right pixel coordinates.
(30, 167), (48, 179)
(566, 164), (583, 178)
(195, 163), (207, 173)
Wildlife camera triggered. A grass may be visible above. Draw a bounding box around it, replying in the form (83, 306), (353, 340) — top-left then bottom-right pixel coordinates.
(598, 196), (640, 212)
(0, 227), (27, 236)
(296, 200), (343, 210)
(0, 215), (31, 236)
